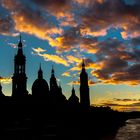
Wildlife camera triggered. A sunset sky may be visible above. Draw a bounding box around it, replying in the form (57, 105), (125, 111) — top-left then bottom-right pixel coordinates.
(1, 0), (140, 111)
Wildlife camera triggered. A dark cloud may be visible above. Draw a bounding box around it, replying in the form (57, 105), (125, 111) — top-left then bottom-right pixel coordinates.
(93, 63), (140, 85)
(1, 0), (140, 39)
(86, 37), (140, 85)
(79, 0), (140, 38)
(50, 26), (98, 52)
(114, 98), (137, 102)
(32, 0), (71, 13)
(0, 5), (15, 35)
(102, 103), (122, 107)
(100, 101), (140, 112)
(31, 0), (76, 27)
(0, 15), (14, 35)
(92, 56), (128, 80)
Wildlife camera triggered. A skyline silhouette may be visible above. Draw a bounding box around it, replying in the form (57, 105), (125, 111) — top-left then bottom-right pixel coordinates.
(1, 34), (140, 112)
(1, 1), (140, 139)
(0, 36), (133, 139)
(0, 35), (90, 110)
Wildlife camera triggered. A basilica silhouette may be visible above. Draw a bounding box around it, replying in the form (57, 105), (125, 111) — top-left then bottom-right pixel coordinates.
(0, 36), (127, 140)
(2, 35), (91, 109)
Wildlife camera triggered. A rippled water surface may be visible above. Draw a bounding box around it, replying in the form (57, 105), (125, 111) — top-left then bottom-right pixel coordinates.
(114, 118), (140, 140)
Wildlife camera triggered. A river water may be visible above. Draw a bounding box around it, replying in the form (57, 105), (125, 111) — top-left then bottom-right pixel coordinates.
(113, 118), (140, 140)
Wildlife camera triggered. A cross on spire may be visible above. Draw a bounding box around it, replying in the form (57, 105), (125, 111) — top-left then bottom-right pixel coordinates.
(18, 33), (23, 49)
(82, 59), (85, 68)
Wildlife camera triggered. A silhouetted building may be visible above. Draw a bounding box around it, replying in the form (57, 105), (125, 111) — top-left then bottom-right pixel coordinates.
(68, 86), (79, 107)
(32, 64), (49, 98)
(12, 35), (28, 97)
(80, 60), (90, 109)
(50, 66), (59, 95)
(9, 34), (91, 109)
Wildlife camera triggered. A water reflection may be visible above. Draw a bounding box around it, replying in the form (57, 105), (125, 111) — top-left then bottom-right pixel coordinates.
(114, 118), (140, 140)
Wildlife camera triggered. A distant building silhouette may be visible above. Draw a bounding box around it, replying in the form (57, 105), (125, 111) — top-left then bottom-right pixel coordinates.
(68, 86), (79, 107)
(12, 35), (28, 97)
(80, 59), (90, 109)
(32, 64), (49, 98)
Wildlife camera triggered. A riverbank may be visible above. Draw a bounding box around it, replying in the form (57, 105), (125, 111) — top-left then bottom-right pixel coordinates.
(57, 106), (128, 139)
(0, 97), (137, 140)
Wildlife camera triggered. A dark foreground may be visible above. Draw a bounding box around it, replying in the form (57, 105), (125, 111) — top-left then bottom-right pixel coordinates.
(0, 97), (138, 140)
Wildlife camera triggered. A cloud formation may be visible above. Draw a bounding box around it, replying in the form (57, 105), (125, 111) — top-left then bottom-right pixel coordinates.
(78, 0), (140, 38)
(68, 79), (95, 86)
(1, 0), (140, 40)
(98, 98), (140, 111)
(2, 0), (140, 85)
(32, 48), (69, 66)
(1, 0), (63, 40)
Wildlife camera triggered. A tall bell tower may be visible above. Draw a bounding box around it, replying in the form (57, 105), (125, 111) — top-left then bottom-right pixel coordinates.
(12, 35), (28, 97)
(80, 60), (90, 109)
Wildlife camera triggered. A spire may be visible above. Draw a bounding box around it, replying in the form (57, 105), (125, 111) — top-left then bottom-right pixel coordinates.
(72, 85), (75, 96)
(20, 33), (22, 42)
(17, 33), (23, 55)
(38, 63), (43, 79)
(82, 59), (85, 69)
(18, 33), (23, 49)
(39, 63), (41, 71)
(68, 84), (79, 104)
(51, 65), (55, 75)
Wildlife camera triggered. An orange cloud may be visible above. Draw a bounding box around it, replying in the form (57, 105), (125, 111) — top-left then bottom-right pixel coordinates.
(80, 27), (107, 37)
(32, 48), (69, 66)
(2, 0), (63, 41)
(68, 79), (95, 86)
(13, 15), (63, 40)
(62, 71), (71, 77)
(66, 55), (81, 64)
(32, 48), (46, 53)
(69, 60), (102, 71)
(74, 0), (104, 6)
